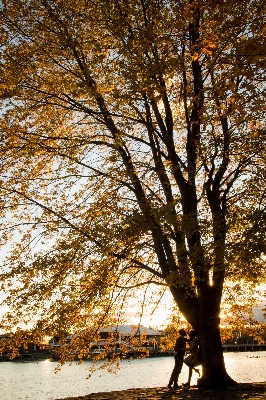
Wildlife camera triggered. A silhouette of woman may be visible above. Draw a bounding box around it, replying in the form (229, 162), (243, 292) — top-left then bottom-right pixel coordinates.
(183, 330), (200, 387)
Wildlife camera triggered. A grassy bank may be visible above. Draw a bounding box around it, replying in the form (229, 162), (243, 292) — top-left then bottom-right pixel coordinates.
(56, 383), (266, 400)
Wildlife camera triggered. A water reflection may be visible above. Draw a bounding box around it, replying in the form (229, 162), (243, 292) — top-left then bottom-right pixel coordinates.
(0, 352), (265, 400)
(223, 352), (266, 383)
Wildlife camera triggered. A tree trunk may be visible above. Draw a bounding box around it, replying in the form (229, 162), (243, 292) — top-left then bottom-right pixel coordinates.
(195, 297), (237, 389)
(197, 325), (236, 388)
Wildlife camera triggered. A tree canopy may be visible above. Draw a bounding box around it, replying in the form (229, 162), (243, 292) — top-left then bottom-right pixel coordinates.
(0, 0), (265, 388)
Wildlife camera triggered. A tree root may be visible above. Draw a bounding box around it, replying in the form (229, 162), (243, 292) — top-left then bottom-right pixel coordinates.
(197, 374), (238, 390)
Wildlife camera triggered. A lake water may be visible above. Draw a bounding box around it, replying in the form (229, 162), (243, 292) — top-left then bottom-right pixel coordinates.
(0, 352), (265, 400)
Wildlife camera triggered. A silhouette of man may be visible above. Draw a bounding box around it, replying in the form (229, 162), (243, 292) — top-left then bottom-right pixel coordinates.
(168, 328), (187, 389)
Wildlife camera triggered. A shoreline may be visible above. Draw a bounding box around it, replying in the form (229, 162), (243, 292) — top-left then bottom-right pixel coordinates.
(3, 346), (266, 363)
(55, 383), (266, 399)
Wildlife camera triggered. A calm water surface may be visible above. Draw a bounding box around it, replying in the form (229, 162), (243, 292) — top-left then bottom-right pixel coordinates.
(0, 352), (265, 400)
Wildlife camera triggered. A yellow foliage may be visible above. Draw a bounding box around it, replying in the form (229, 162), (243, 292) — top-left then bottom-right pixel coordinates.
(0, 0), (265, 383)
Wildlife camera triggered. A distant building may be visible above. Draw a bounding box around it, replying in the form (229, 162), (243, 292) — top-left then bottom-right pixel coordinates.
(99, 325), (164, 340)
(92, 325), (164, 352)
(55, 325), (165, 355)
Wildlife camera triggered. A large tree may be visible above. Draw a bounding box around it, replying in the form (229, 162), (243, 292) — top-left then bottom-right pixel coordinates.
(0, 0), (265, 388)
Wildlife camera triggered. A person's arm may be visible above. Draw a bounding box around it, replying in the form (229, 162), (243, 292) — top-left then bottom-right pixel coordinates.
(190, 338), (198, 352)
(174, 337), (186, 355)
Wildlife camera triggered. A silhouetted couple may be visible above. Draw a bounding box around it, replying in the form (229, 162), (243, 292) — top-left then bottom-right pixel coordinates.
(167, 329), (200, 389)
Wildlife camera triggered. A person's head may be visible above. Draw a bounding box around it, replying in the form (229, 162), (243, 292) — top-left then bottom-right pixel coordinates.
(178, 328), (187, 336)
(189, 329), (197, 339)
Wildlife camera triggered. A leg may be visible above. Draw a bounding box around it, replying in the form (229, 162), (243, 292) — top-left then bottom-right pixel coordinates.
(183, 365), (193, 387)
(168, 363), (177, 388)
(168, 355), (183, 389)
(193, 367), (200, 376)
(188, 366), (193, 384)
(168, 366), (175, 389)
(173, 355), (183, 388)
